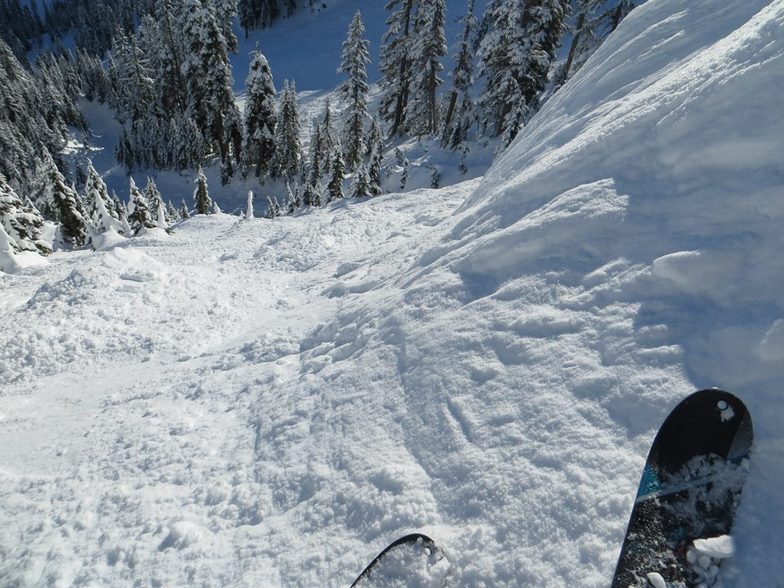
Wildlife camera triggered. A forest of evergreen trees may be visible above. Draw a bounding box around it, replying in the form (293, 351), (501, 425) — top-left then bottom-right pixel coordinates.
(1, 0), (635, 263)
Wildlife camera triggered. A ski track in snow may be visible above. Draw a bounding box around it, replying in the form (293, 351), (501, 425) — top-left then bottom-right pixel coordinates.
(2, 0), (784, 586)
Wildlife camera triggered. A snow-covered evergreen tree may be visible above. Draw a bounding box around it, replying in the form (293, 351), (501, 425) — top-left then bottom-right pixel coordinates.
(144, 177), (168, 229)
(151, 0), (187, 117)
(243, 46), (277, 178)
(0, 174), (51, 255)
(350, 164), (371, 198)
(108, 28), (155, 123)
(555, 0), (635, 88)
(265, 195), (280, 218)
(326, 146), (345, 203)
(180, 199), (191, 219)
(193, 167), (213, 215)
(239, 0), (280, 36)
(181, 0), (241, 165)
(478, 0), (567, 145)
(442, 0), (476, 148)
(408, 0), (446, 136)
(307, 123), (324, 189)
(211, 0), (239, 54)
(166, 200), (180, 224)
(41, 154), (87, 248)
(84, 161), (122, 241)
(379, 0), (418, 137)
(273, 80), (302, 180)
(319, 98), (337, 177)
(338, 11), (371, 170)
(366, 117), (384, 196)
(285, 181), (301, 214)
(127, 177), (155, 234)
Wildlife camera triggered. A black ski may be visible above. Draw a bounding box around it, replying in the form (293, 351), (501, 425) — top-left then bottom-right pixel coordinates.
(612, 388), (753, 587)
(351, 533), (450, 587)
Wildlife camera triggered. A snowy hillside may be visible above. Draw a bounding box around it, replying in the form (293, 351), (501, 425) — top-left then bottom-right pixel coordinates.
(2, 0), (783, 586)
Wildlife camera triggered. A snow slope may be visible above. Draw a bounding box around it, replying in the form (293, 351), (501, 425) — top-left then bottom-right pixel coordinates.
(1, 0), (783, 586)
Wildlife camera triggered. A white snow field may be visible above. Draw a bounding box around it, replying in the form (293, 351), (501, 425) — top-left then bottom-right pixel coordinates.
(2, 0), (784, 585)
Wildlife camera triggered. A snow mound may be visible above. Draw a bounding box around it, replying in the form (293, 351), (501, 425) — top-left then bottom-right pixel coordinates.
(445, 0), (784, 392)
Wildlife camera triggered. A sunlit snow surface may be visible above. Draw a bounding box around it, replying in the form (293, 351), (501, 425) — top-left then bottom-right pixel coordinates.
(1, 0), (783, 585)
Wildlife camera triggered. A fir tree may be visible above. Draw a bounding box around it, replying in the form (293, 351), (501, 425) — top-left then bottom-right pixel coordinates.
(108, 28), (155, 122)
(442, 0), (476, 148)
(43, 155), (87, 248)
(285, 181), (300, 214)
(338, 11), (371, 170)
(351, 164), (371, 198)
(379, 0), (418, 137)
(273, 80), (302, 180)
(193, 167), (212, 215)
(555, 0), (635, 87)
(166, 200), (180, 224)
(144, 177), (168, 229)
(265, 195), (280, 218)
(127, 177), (155, 234)
(152, 0), (187, 117)
(327, 146), (345, 203)
(408, 0), (447, 136)
(243, 46), (277, 178)
(84, 161), (122, 240)
(366, 116), (384, 196)
(180, 199), (191, 219)
(307, 123), (323, 189)
(0, 174), (51, 255)
(319, 98), (337, 176)
(181, 0), (241, 165)
(478, 0), (567, 145)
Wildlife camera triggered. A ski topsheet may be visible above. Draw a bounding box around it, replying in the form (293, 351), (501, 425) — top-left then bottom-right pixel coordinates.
(350, 533), (450, 588)
(611, 389), (753, 587)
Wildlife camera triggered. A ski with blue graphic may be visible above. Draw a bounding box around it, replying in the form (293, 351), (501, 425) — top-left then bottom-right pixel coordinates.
(611, 389), (753, 587)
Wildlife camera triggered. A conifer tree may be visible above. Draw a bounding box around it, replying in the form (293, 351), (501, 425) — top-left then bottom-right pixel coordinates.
(319, 99), (337, 176)
(42, 155), (87, 248)
(179, 199), (191, 219)
(351, 164), (371, 198)
(478, 0), (567, 145)
(442, 0), (476, 148)
(327, 146), (345, 203)
(108, 28), (155, 123)
(555, 0), (635, 88)
(166, 200), (180, 224)
(366, 117), (384, 196)
(243, 46), (277, 178)
(338, 11), (371, 170)
(193, 167), (212, 215)
(265, 195), (280, 218)
(181, 0), (241, 165)
(0, 174), (51, 255)
(379, 0), (418, 137)
(273, 80), (302, 180)
(307, 123), (323, 189)
(84, 161), (122, 239)
(144, 177), (168, 229)
(285, 181), (301, 214)
(211, 0), (239, 54)
(152, 0), (187, 117)
(408, 0), (447, 136)
(127, 177), (155, 234)
(302, 183), (316, 208)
